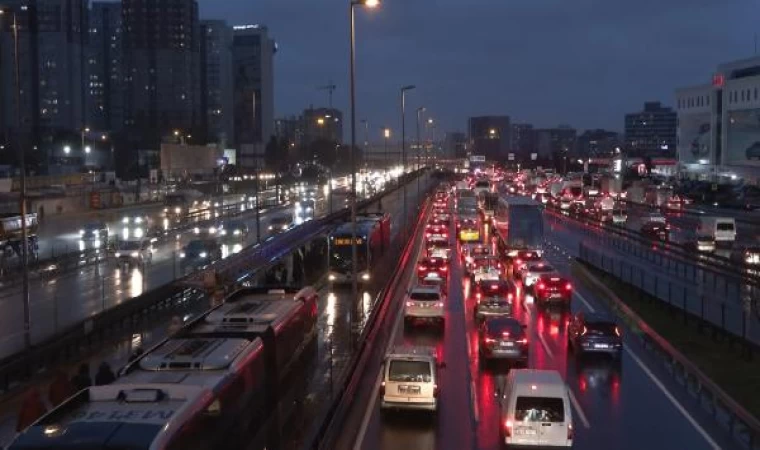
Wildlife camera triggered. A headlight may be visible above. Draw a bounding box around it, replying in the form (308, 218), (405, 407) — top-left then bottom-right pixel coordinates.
(329, 274), (336, 281)
(174, 207), (181, 214)
(134, 228), (144, 238)
(179, 252), (186, 258)
(361, 273), (370, 280)
(282, 225), (288, 230)
(268, 225), (274, 230)
(130, 251), (139, 258)
(234, 230), (241, 236)
(220, 230), (227, 236)
(114, 252), (121, 257)
(199, 252), (208, 258)
(194, 227), (200, 234)
(79, 229), (85, 235)
(209, 227), (217, 234)
(135, 217), (143, 224)
(122, 217), (129, 224)
(164, 207), (169, 213)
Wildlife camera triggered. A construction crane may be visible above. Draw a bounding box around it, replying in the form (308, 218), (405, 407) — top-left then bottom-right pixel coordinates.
(317, 82), (337, 108)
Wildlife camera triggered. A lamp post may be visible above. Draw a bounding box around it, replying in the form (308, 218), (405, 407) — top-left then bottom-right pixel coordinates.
(349, 0), (380, 331)
(2, 6), (30, 348)
(400, 85), (415, 240)
(416, 107), (425, 198)
(383, 127), (391, 176)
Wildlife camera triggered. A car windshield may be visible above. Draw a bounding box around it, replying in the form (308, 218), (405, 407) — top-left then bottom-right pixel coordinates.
(487, 319), (522, 335)
(410, 291), (440, 301)
(717, 223), (735, 231)
(118, 240), (141, 250)
(84, 223), (103, 231)
(586, 321), (617, 335)
(515, 397), (565, 423)
(186, 241), (210, 252)
(388, 360), (432, 383)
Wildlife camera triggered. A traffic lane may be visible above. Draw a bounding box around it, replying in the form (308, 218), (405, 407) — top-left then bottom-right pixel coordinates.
(539, 244), (733, 450)
(357, 211), (475, 450)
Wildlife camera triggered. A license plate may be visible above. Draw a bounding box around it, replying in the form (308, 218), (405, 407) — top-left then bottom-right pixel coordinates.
(594, 343), (609, 349)
(549, 293), (562, 298)
(429, 272), (439, 277)
(398, 385), (420, 394)
(500, 341), (514, 347)
(515, 427), (537, 435)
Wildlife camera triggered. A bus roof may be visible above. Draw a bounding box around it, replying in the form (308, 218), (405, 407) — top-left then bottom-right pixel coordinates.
(331, 220), (379, 237)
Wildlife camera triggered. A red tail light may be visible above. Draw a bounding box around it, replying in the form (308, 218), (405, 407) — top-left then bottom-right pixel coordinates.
(568, 423), (574, 440)
(476, 292), (482, 299)
(484, 337), (496, 344)
(581, 326), (588, 336)
(380, 381), (385, 395)
(565, 283), (572, 291)
(615, 326), (621, 337)
(518, 338), (528, 345)
(419, 265), (427, 271)
(406, 301), (414, 307)
(435, 302), (444, 308)
(441, 266), (448, 271)
(515, 258), (522, 265)
(504, 420), (513, 437)
(433, 384), (439, 397)
(536, 282), (545, 290)
(507, 293), (514, 301)
(502, 331), (510, 338)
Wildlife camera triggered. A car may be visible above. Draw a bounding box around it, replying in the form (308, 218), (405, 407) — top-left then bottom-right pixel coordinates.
(417, 257), (449, 281)
(114, 238), (153, 266)
(640, 222), (668, 241)
(426, 236), (451, 260)
(425, 219), (449, 239)
(568, 202), (589, 218)
(567, 312), (623, 359)
(611, 208), (627, 225)
(193, 220), (224, 237)
(473, 278), (514, 301)
(743, 246), (760, 266)
(474, 292), (514, 322)
(79, 221), (109, 242)
(533, 274), (573, 306)
(381, 346), (441, 414)
(511, 250), (542, 274)
(180, 239), (222, 271)
(519, 261), (558, 288)
(693, 235), (716, 253)
(500, 369), (574, 448)
(221, 220), (249, 239)
(433, 212), (451, 224)
(404, 285), (445, 327)
(462, 244), (492, 271)
(268, 216), (292, 234)
(560, 197), (573, 211)
(470, 256), (503, 283)
(478, 317), (528, 365)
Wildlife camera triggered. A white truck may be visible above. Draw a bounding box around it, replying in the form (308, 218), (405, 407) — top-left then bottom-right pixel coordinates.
(697, 217), (736, 244)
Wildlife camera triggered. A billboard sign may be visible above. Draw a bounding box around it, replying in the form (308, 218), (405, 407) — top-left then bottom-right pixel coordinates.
(726, 109), (760, 167)
(677, 113), (711, 164)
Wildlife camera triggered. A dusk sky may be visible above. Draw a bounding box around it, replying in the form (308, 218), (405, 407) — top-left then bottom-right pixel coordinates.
(200, 0), (760, 137)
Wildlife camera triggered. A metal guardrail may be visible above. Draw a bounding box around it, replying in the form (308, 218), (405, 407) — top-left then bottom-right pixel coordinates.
(623, 198), (760, 227)
(301, 195), (432, 449)
(572, 261), (760, 449)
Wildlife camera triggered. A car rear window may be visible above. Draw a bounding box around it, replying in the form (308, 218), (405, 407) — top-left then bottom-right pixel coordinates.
(475, 181), (490, 188)
(586, 322), (617, 335)
(410, 292), (440, 301)
(531, 265), (554, 273)
(515, 396), (565, 422)
(388, 360), (432, 382)
(717, 223), (735, 231)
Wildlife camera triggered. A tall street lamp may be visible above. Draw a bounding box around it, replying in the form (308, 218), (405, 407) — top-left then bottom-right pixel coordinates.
(383, 127), (391, 175)
(416, 107), (425, 199)
(1, 6), (31, 348)
(400, 84), (415, 240)
(349, 0), (380, 328)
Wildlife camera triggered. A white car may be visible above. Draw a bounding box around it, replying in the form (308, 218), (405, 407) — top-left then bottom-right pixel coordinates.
(381, 346), (441, 413)
(520, 262), (558, 288)
(404, 286), (445, 327)
(612, 209), (627, 225)
(472, 265), (502, 284)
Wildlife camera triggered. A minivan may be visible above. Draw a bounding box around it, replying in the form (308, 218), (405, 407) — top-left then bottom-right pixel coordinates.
(500, 369), (573, 448)
(697, 217), (736, 243)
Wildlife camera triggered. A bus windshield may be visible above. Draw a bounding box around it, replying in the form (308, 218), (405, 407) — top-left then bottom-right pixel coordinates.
(330, 237), (368, 273)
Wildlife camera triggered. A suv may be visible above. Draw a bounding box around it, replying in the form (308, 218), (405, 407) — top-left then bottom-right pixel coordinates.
(478, 317), (529, 366)
(426, 236), (451, 261)
(381, 346), (441, 414)
(567, 312), (623, 359)
(180, 239), (222, 271)
(470, 256), (503, 283)
(404, 286), (445, 328)
(417, 257), (449, 281)
(519, 261), (558, 288)
(268, 216), (292, 234)
(534, 274), (573, 306)
(114, 238), (153, 266)
(474, 291), (514, 322)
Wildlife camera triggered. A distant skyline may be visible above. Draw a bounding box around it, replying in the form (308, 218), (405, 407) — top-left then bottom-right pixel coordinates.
(199, 0), (760, 136)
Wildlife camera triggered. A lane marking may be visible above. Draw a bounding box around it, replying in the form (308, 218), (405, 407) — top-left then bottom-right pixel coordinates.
(625, 347), (721, 450)
(471, 380), (479, 423)
(353, 213), (428, 450)
(567, 388), (591, 429)
(574, 291), (596, 313)
(536, 330), (555, 360)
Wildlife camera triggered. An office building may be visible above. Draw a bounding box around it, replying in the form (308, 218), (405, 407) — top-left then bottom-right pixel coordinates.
(232, 24), (275, 168)
(536, 126), (577, 158)
(444, 131), (466, 158)
(676, 56), (760, 184)
(624, 101), (676, 154)
(87, 1), (123, 132)
(275, 115), (304, 149)
(510, 123), (535, 158)
(576, 129), (620, 158)
(302, 107), (343, 147)
(122, 0), (201, 151)
(0, 0), (87, 152)
(468, 116), (511, 161)
(200, 20), (233, 146)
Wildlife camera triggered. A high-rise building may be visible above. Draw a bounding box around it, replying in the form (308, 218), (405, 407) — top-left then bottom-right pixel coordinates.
(275, 115), (304, 149)
(444, 131), (466, 158)
(0, 0), (87, 145)
(87, 2), (123, 132)
(535, 126), (577, 158)
(302, 107), (343, 147)
(200, 20), (233, 147)
(624, 101), (677, 154)
(232, 24), (275, 168)
(511, 123), (535, 158)
(576, 129), (620, 158)
(122, 0), (201, 151)
(468, 116), (511, 161)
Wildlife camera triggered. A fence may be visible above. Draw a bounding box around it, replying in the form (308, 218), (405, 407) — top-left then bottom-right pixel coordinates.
(578, 241), (760, 348)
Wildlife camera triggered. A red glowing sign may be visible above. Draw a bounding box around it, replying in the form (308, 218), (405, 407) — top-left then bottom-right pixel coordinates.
(712, 73), (725, 88)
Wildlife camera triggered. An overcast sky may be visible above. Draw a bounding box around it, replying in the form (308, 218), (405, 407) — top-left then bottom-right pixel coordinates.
(200, 0), (760, 136)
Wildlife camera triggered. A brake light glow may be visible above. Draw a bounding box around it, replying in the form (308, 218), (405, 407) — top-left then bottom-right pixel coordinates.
(507, 293), (514, 301)
(568, 423), (574, 440)
(565, 283), (572, 291)
(518, 338), (528, 344)
(484, 337), (496, 344)
(435, 302), (444, 308)
(502, 331), (510, 337)
(615, 326), (621, 337)
(504, 420), (513, 437)
(581, 326), (588, 336)
(441, 266), (448, 271)
(490, 284), (498, 290)
(536, 283), (545, 290)
(433, 384), (439, 397)
(406, 301), (414, 307)
(419, 265), (427, 271)
(380, 381), (385, 395)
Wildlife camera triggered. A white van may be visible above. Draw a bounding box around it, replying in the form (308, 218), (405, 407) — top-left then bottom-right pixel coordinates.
(698, 217), (736, 243)
(381, 346), (440, 413)
(500, 369), (573, 448)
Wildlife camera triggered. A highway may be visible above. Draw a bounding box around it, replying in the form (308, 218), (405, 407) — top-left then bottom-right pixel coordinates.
(343, 194), (740, 450)
(0, 189), (337, 360)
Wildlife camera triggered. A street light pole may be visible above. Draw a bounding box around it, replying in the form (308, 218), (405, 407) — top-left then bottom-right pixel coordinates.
(400, 85), (415, 240)
(416, 107), (424, 200)
(383, 127), (390, 176)
(3, 8), (31, 348)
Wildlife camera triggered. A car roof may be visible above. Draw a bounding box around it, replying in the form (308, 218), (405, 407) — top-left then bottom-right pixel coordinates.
(510, 369), (566, 388)
(583, 312), (616, 324)
(410, 286), (441, 294)
(485, 317), (521, 329)
(527, 261), (551, 269)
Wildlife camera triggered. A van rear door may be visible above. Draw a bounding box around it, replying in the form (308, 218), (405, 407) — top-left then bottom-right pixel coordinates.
(513, 396), (569, 445)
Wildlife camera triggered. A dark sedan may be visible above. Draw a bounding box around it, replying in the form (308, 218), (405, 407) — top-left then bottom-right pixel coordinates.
(568, 312), (623, 359)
